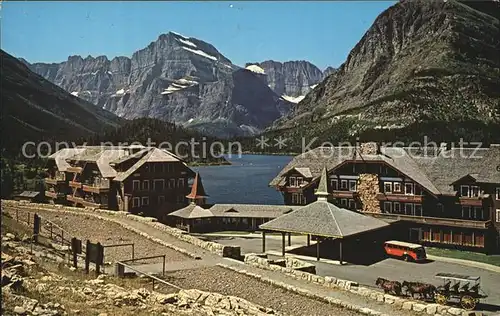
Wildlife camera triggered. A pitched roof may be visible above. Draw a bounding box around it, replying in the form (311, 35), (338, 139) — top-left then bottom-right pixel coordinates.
(169, 204), (214, 219)
(209, 204), (299, 218)
(260, 201), (390, 238)
(17, 191), (40, 198)
(113, 148), (184, 182)
(270, 145), (500, 196)
(48, 148), (86, 171)
(294, 167), (313, 178)
(186, 172), (208, 199)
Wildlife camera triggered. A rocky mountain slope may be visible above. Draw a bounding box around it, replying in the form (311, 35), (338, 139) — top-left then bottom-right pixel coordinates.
(1, 49), (121, 151)
(244, 61), (335, 104)
(272, 0), (500, 138)
(26, 32), (293, 138)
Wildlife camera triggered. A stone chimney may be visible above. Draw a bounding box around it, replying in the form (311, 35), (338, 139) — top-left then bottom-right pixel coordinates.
(359, 142), (379, 155)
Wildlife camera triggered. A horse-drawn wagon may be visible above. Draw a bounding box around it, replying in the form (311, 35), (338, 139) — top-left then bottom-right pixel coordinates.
(434, 273), (487, 310)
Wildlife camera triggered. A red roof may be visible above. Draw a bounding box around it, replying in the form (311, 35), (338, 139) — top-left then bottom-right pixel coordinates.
(186, 172), (208, 199)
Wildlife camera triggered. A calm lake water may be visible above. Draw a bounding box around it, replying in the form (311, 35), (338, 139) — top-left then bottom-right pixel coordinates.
(193, 154), (292, 205)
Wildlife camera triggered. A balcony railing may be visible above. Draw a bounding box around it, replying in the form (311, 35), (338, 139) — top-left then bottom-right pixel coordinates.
(332, 190), (358, 199)
(66, 195), (106, 208)
(66, 166), (83, 173)
(68, 181), (82, 188)
(458, 197), (484, 207)
(82, 178), (110, 193)
(377, 193), (424, 203)
(45, 177), (65, 185)
(364, 212), (492, 229)
(45, 191), (65, 199)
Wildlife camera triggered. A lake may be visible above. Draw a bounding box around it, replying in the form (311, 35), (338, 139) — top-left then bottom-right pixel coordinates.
(193, 154), (292, 205)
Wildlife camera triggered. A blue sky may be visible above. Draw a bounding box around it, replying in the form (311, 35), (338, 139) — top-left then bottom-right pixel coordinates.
(2, 1), (395, 70)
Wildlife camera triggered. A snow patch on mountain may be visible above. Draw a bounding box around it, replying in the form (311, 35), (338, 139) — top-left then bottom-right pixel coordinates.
(71, 91), (79, 96)
(171, 31), (189, 39)
(177, 38), (197, 48)
(281, 95), (305, 103)
(310, 84), (318, 89)
(161, 78), (199, 95)
(181, 47), (217, 61)
(246, 64), (265, 74)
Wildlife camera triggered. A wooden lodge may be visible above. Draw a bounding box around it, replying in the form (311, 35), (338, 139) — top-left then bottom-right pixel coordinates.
(44, 145), (195, 219)
(270, 143), (500, 254)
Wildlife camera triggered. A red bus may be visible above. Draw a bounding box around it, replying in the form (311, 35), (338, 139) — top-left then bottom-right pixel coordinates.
(384, 240), (427, 262)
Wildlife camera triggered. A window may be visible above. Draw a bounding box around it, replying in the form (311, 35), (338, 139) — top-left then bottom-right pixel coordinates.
(132, 180), (140, 191)
(155, 164), (161, 173)
(349, 180), (357, 192)
(340, 199), (348, 207)
(496, 209), (500, 222)
(460, 185), (470, 197)
(141, 196), (149, 206)
(394, 182), (402, 193)
(384, 202), (392, 213)
(470, 186), (480, 197)
(496, 188), (500, 200)
(462, 206), (471, 219)
(384, 182), (392, 193)
(291, 193), (306, 205)
(341, 180), (348, 190)
(296, 177), (303, 187)
(331, 179), (338, 191)
(158, 195), (165, 205)
(349, 199), (356, 210)
(394, 202), (401, 213)
(405, 203), (414, 215)
(142, 180), (149, 191)
(178, 178), (185, 188)
(169, 178), (176, 188)
(132, 197), (140, 207)
(289, 177), (296, 187)
(414, 204), (423, 217)
(404, 183), (414, 195)
(154, 179), (165, 191)
(473, 207), (483, 220)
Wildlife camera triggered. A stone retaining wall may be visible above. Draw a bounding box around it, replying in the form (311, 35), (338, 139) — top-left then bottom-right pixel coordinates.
(245, 254), (316, 274)
(2, 200), (241, 260)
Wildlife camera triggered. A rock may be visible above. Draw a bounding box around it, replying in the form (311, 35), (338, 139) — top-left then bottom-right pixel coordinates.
(156, 293), (177, 304)
(412, 303), (426, 312)
(14, 306), (26, 314)
(425, 304), (439, 315)
(6, 233), (16, 240)
(447, 308), (463, 316)
(402, 301), (413, 310)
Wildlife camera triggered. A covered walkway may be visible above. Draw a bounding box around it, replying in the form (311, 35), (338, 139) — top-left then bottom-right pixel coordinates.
(260, 167), (391, 264)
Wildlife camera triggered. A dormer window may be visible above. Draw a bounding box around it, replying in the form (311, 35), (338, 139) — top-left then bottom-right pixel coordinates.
(341, 180), (348, 190)
(296, 177), (303, 187)
(496, 188), (500, 200)
(405, 183), (414, 195)
(289, 177), (296, 187)
(460, 185), (480, 197)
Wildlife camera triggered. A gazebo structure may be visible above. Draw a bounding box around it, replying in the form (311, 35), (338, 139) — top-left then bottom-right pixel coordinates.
(260, 167), (390, 264)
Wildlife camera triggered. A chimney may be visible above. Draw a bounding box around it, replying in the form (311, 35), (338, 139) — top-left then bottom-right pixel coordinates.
(359, 142), (379, 155)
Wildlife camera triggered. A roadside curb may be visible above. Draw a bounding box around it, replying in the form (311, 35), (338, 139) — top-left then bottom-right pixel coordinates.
(427, 255), (500, 274)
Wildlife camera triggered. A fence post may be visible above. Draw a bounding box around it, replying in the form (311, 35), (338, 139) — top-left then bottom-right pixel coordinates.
(152, 278), (155, 290)
(61, 230), (64, 246)
(71, 238), (78, 269)
(85, 240), (90, 274)
(27, 212), (31, 226)
(16, 209), (19, 222)
(132, 244), (135, 260)
(33, 214), (40, 243)
(162, 255), (166, 277)
(95, 242), (102, 276)
(50, 222), (53, 239)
